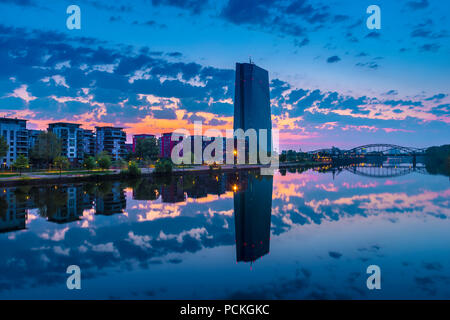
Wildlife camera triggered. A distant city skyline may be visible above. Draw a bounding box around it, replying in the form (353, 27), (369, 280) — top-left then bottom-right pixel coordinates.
(0, 0), (448, 150)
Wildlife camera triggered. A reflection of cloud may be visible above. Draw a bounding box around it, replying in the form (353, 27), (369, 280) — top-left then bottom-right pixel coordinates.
(44, 227), (69, 241)
(307, 189), (450, 219)
(86, 241), (120, 258)
(315, 183), (338, 192)
(127, 231), (152, 250)
(158, 227), (209, 243)
(136, 203), (183, 221)
(342, 182), (378, 189)
(273, 172), (316, 201)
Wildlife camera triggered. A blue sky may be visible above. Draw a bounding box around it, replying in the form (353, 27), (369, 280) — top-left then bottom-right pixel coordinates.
(0, 0), (449, 149)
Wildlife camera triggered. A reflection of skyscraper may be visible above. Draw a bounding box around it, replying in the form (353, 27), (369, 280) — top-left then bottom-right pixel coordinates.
(234, 62), (272, 155)
(234, 174), (273, 263)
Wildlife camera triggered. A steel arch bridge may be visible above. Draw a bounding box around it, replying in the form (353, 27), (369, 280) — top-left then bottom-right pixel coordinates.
(345, 144), (425, 155)
(344, 165), (428, 178)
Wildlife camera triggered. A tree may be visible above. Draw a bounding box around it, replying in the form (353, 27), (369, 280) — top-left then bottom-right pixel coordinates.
(155, 159), (173, 174)
(135, 137), (159, 161)
(122, 161), (141, 177)
(0, 136), (8, 160)
(30, 132), (62, 168)
(115, 158), (127, 169)
(82, 156), (96, 171)
(97, 151), (112, 171)
(54, 156), (70, 176)
(13, 155), (29, 175)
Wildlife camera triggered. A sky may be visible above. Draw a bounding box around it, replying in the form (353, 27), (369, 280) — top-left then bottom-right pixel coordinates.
(0, 0), (449, 150)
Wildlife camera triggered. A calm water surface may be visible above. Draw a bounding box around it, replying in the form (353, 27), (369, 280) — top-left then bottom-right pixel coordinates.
(0, 167), (449, 299)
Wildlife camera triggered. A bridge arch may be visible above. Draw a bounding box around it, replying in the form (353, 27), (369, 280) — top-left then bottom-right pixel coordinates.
(345, 144), (425, 155)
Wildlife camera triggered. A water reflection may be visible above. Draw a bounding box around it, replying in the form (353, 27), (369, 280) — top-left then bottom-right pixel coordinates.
(0, 166), (449, 299)
(234, 173), (272, 263)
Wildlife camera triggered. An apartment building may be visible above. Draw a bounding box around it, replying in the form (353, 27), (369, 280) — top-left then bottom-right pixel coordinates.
(0, 118), (28, 168)
(95, 126), (126, 160)
(48, 122), (84, 162)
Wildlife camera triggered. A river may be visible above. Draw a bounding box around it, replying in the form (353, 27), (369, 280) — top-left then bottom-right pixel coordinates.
(0, 166), (449, 299)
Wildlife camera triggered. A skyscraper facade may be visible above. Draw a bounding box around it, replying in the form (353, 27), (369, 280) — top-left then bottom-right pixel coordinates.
(234, 62), (272, 157)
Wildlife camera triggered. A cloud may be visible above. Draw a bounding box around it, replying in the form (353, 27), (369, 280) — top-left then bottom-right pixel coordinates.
(384, 90), (398, 96)
(365, 31), (380, 39)
(0, 0), (37, 7)
(220, 0), (334, 39)
(0, 20), (448, 148)
(151, 0), (209, 14)
(420, 43), (440, 52)
(326, 55), (341, 63)
(425, 93), (447, 101)
(329, 251), (342, 259)
(406, 0), (429, 10)
(355, 62), (379, 69)
(132, 20), (168, 29)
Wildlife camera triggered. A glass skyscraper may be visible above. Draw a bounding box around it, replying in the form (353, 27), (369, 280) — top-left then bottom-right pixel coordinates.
(234, 62), (272, 156)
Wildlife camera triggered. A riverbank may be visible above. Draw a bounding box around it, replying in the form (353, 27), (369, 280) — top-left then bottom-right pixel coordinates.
(0, 162), (325, 187)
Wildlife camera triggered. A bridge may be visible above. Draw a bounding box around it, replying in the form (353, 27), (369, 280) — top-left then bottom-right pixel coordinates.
(308, 144), (426, 156)
(344, 144), (426, 156)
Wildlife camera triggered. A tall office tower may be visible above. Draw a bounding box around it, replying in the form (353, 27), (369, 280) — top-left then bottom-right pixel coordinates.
(48, 122), (84, 163)
(234, 173), (273, 263)
(0, 118), (29, 168)
(95, 126), (126, 160)
(234, 62), (272, 159)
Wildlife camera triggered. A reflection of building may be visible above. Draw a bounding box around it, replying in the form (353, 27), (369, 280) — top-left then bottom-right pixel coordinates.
(0, 118), (29, 168)
(95, 182), (126, 215)
(95, 126), (126, 160)
(0, 188), (27, 233)
(132, 180), (160, 201)
(161, 179), (185, 203)
(185, 174), (227, 198)
(227, 172), (249, 193)
(234, 174), (273, 263)
(47, 186), (91, 224)
(234, 63), (272, 157)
